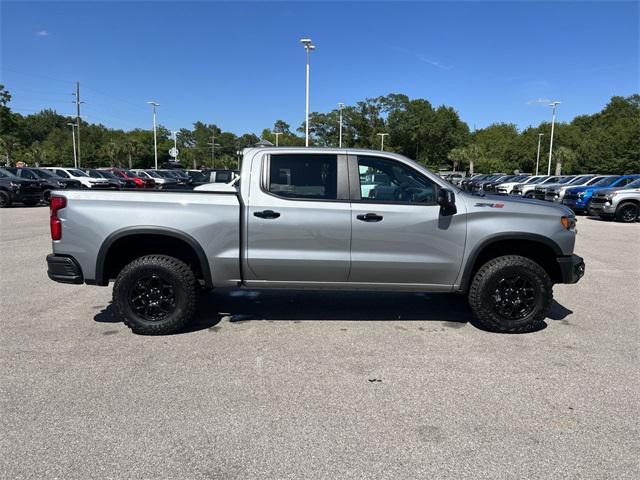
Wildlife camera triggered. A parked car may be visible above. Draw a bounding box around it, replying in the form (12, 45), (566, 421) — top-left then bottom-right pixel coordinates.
(512, 176), (564, 197)
(468, 174), (507, 193)
(545, 175), (608, 203)
(0, 168), (42, 207)
(562, 175), (640, 214)
(484, 174), (530, 193)
(154, 170), (192, 188)
(43, 167), (112, 189)
(130, 169), (178, 189)
(460, 174), (489, 191)
(5, 167), (81, 204)
(100, 168), (155, 189)
(46, 147), (584, 335)
(532, 176), (577, 200)
(535, 175), (598, 201)
(497, 175), (548, 195)
(588, 178), (640, 222)
(82, 169), (130, 189)
(198, 169), (239, 184)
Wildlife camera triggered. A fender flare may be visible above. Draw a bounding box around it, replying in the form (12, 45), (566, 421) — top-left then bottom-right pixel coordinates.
(94, 226), (212, 287)
(458, 232), (563, 293)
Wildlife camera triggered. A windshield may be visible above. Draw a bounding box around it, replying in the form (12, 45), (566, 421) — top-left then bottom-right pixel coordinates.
(592, 176), (619, 187)
(68, 169), (89, 177)
(568, 175), (592, 185)
(0, 169), (11, 178)
(526, 177), (545, 184)
(556, 176), (576, 184)
(189, 172), (208, 182)
(88, 170), (103, 178)
(100, 171), (118, 179)
(32, 169), (56, 179)
(158, 171), (178, 178)
(541, 176), (560, 184)
(145, 170), (163, 178)
(585, 176), (606, 185)
(7, 167), (39, 180)
(623, 179), (640, 188)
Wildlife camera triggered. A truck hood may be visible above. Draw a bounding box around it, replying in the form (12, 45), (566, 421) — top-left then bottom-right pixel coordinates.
(463, 192), (573, 216)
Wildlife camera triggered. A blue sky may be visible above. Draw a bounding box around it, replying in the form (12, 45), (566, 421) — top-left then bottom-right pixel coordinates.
(2, 1), (638, 135)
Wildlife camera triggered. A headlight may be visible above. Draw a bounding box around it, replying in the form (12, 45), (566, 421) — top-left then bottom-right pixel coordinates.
(605, 192), (618, 201)
(577, 191), (586, 198)
(9, 181), (21, 188)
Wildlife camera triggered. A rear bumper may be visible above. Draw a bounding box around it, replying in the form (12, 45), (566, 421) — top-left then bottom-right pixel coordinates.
(46, 254), (84, 284)
(557, 254), (585, 284)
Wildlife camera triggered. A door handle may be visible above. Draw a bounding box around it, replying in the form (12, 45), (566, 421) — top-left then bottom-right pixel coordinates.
(254, 209), (281, 219)
(356, 213), (383, 222)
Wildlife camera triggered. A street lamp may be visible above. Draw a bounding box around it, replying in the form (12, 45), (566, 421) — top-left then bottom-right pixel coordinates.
(377, 133), (389, 151)
(67, 123), (78, 168)
(338, 102), (345, 148)
(535, 133), (544, 176)
(273, 131), (282, 147)
(147, 101), (160, 169)
(300, 38), (315, 147)
(547, 101), (560, 175)
(171, 131), (179, 162)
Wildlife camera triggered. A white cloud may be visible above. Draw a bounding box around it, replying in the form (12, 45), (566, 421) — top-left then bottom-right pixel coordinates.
(36, 30), (49, 37)
(416, 54), (453, 71)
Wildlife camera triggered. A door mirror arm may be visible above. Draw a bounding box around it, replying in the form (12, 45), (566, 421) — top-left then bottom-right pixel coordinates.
(437, 188), (457, 216)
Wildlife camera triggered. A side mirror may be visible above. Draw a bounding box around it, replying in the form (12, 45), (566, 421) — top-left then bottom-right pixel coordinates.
(437, 188), (457, 215)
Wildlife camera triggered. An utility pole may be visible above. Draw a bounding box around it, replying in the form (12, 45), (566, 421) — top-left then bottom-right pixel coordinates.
(72, 82), (83, 167)
(67, 123), (78, 168)
(547, 101), (560, 175)
(338, 102), (344, 148)
(147, 101), (160, 169)
(535, 133), (544, 176)
(377, 133), (388, 151)
(207, 132), (220, 169)
(273, 132), (282, 147)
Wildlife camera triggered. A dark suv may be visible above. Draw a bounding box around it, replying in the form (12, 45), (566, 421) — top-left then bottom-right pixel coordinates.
(6, 167), (82, 204)
(0, 168), (43, 207)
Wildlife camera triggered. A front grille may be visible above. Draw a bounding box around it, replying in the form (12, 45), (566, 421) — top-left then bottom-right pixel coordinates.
(590, 197), (607, 205)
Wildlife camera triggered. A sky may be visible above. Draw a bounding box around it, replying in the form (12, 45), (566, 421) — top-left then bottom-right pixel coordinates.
(1, 1), (638, 136)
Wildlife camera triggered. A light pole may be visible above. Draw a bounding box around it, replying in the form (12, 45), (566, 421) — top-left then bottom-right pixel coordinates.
(67, 123), (78, 168)
(547, 101), (560, 175)
(273, 132), (282, 147)
(535, 133), (544, 176)
(377, 133), (389, 151)
(338, 102), (345, 148)
(300, 38), (315, 147)
(172, 131), (179, 162)
(207, 133), (220, 169)
(147, 101), (160, 169)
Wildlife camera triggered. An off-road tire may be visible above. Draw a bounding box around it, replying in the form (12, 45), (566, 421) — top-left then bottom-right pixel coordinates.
(0, 191), (10, 208)
(113, 255), (197, 335)
(468, 255), (552, 333)
(615, 202), (639, 223)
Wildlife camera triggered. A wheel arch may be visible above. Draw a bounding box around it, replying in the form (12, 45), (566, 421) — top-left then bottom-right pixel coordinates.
(459, 233), (563, 293)
(95, 227), (212, 288)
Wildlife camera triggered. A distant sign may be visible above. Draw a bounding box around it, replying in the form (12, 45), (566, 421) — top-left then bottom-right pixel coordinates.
(169, 147), (179, 158)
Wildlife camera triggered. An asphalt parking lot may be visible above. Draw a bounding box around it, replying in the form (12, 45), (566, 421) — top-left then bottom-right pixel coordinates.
(1, 206), (638, 480)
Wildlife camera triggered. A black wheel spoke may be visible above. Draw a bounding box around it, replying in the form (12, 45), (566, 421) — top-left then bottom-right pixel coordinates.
(128, 274), (177, 322)
(490, 274), (539, 321)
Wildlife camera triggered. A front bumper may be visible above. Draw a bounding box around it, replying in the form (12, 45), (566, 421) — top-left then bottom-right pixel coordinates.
(562, 198), (589, 212)
(588, 201), (615, 216)
(46, 254), (84, 284)
(557, 254), (585, 284)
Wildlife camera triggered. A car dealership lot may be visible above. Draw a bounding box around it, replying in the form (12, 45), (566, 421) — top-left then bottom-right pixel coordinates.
(1, 207), (638, 479)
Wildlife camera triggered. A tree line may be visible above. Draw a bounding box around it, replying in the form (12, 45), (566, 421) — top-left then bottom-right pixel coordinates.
(1, 85), (638, 174)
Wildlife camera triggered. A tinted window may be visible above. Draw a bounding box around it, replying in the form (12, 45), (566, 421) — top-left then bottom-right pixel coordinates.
(358, 156), (437, 204)
(593, 176), (619, 186)
(268, 154), (338, 200)
(0, 170), (8, 178)
(623, 179), (640, 188)
(54, 169), (70, 178)
(617, 177), (637, 187)
(33, 169), (55, 179)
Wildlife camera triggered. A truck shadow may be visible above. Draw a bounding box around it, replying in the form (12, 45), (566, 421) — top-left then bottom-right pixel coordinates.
(94, 290), (573, 335)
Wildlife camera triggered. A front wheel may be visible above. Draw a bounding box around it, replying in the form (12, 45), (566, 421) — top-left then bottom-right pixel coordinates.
(0, 190), (10, 208)
(468, 255), (552, 333)
(616, 202), (639, 223)
(113, 255), (198, 335)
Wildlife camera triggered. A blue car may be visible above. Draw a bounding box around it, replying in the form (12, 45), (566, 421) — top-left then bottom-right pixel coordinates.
(563, 174), (640, 213)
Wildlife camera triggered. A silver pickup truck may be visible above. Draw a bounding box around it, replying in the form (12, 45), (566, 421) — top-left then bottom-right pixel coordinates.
(46, 148), (585, 334)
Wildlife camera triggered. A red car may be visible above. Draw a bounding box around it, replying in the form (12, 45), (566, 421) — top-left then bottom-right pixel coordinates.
(101, 168), (155, 189)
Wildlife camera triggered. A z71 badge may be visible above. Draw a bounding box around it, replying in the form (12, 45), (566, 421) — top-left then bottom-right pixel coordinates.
(474, 202), (505, 208)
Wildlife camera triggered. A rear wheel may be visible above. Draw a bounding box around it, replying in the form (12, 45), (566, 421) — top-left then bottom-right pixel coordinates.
(113, 255), (198, 335)
(0, 191), (10, 208)
(616, 202), (639, 223)
(468, 255), (552, 333)
(524, 192), (534, 198)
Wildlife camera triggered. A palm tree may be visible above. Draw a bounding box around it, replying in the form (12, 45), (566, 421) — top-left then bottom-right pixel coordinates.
(121, 140), (144, 169)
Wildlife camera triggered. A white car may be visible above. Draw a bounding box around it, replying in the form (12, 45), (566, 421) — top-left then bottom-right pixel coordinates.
(44, 167), (111, 189)
(497, 175), (548, 194)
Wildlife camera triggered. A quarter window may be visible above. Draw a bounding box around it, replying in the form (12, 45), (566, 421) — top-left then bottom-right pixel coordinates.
(357, 156), (438, 204)
(268, 154), (338, 200)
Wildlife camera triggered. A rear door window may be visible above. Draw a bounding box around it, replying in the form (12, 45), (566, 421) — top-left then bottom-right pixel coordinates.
(267, 154), (338, 200)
